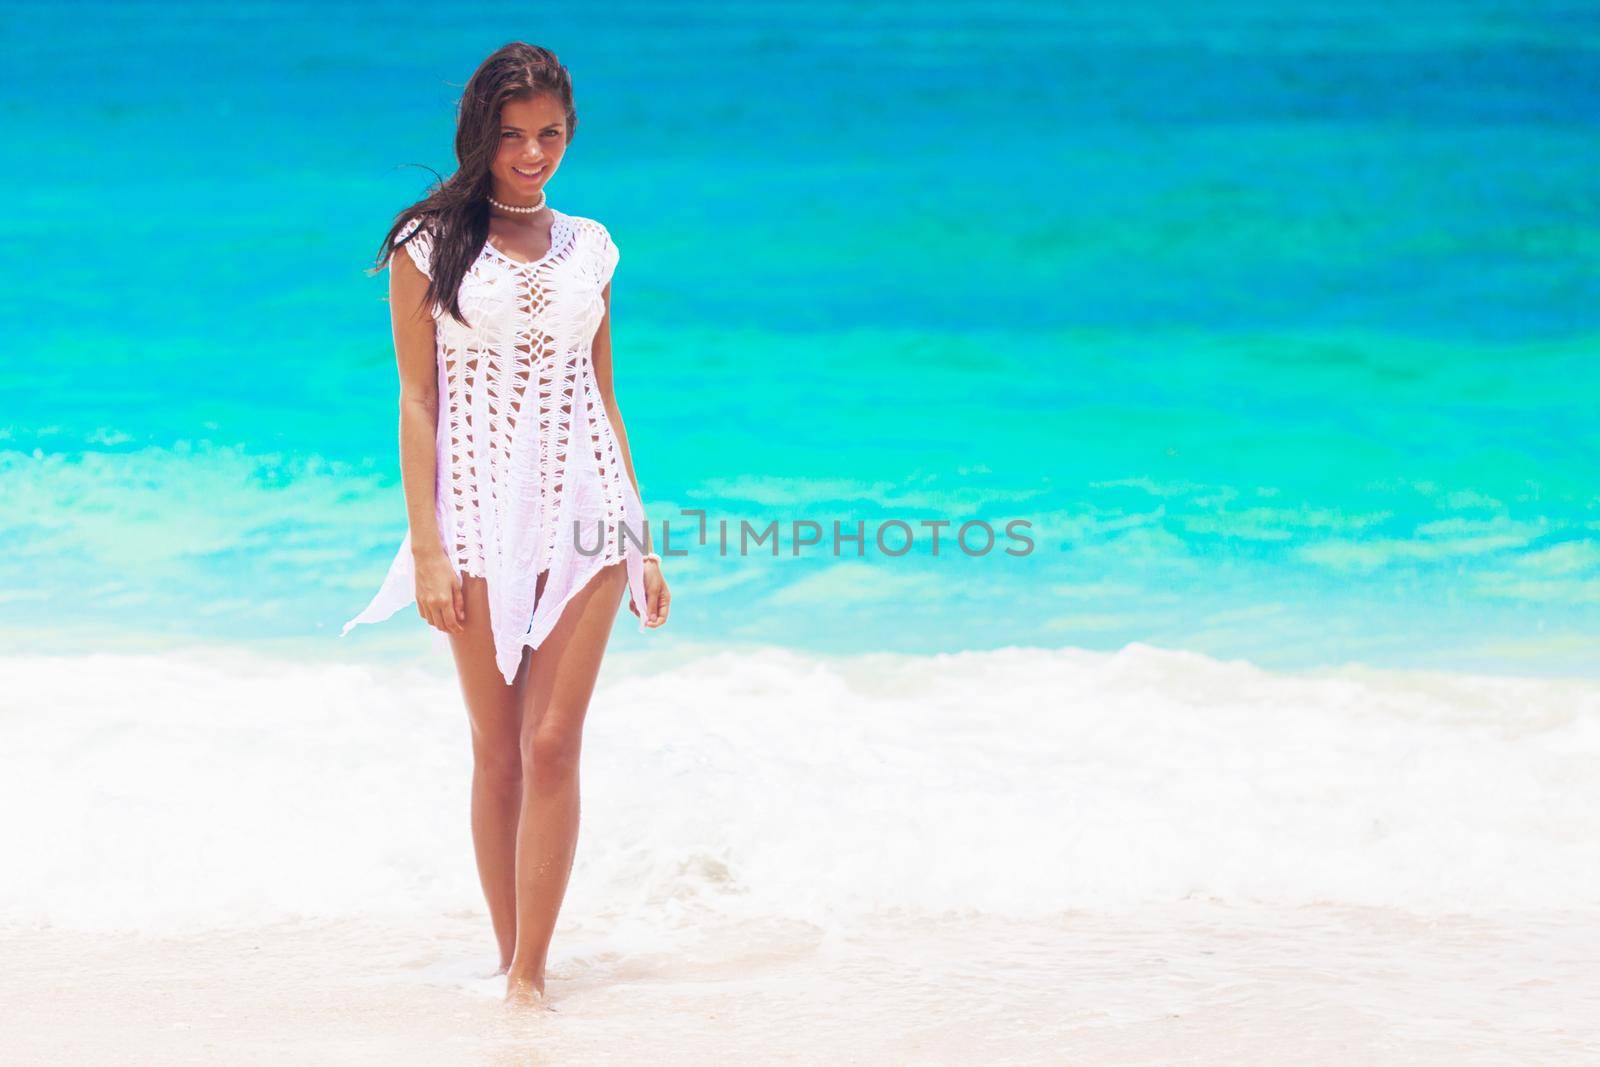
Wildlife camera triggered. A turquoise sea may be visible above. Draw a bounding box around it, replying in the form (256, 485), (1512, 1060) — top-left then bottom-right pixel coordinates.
(4, 1), (1596, 675)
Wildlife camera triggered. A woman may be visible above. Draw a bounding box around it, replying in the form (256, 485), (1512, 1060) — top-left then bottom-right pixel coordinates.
(341, 42), (670, 1008)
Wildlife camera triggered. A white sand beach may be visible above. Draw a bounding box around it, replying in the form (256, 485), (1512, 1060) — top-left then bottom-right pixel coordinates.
(3, 643), (1597, 1062)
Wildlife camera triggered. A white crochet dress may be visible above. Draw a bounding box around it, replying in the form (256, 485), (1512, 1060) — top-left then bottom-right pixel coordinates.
(342, 208), (649, 684)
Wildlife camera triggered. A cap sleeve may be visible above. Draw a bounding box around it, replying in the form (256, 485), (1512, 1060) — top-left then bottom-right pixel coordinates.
(393, 214), (433, 279)
(598, 223), (620, 288)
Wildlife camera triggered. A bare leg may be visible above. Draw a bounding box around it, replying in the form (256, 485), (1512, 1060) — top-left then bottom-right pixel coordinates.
(505, 561), (628, 1007)
(448, 573), (533, 974)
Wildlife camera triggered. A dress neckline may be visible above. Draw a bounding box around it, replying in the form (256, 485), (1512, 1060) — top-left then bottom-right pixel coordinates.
(481, 209), (570, 270)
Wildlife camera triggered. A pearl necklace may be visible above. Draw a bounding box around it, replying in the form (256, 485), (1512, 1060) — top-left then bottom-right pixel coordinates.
(488, 191), (547, 214)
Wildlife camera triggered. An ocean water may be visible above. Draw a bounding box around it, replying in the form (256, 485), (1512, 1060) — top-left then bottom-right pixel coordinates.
(3, 0), (1595, 674)
(4, 1), (1599, 1060)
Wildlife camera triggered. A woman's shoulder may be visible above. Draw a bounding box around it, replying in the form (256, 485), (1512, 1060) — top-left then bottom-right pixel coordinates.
(561, 212), (620, 285)
(397, 211), (437, 240)
(391, 211), (438, 278)
(561, 210), (617, 246)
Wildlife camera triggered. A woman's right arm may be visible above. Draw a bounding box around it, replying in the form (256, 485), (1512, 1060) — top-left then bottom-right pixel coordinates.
(390, 242), (465, 634)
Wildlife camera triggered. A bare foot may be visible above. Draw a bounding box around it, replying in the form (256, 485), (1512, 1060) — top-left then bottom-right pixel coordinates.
(505, 973), (557, 1012)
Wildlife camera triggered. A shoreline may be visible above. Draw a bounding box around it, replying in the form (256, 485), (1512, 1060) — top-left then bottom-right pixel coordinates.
(5, 903), (1594, 1063)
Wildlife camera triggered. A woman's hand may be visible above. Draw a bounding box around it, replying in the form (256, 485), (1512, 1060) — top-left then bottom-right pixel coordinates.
(629, 559), (671, 628)
(414, 546), (465, 634)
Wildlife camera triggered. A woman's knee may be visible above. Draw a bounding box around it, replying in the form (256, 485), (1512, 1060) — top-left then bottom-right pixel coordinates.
(520, 721), (582, 782)
(471, 741), (522, 790)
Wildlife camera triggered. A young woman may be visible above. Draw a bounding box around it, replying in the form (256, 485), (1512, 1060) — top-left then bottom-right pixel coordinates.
(341, 42), (670, 1008)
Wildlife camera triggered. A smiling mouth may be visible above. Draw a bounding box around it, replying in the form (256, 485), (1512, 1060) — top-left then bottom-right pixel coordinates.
(513, 166), (544, 179)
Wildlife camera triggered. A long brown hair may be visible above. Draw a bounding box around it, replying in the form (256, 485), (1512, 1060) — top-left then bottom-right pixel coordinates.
(371, 42), (579, 326)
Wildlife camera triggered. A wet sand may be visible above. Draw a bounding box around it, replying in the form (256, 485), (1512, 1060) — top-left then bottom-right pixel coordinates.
(5, 902), (1596, 1064)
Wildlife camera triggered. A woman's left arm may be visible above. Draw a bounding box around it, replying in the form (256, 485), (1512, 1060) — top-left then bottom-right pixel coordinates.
(588, 279), (649, 550)
(592, 281), (669, 628)
(590, 282), (652, 555)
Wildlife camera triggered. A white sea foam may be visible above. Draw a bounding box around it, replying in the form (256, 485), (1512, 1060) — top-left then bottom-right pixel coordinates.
(7, 641), (1598, 1059)
(3, 641), (1597, 935)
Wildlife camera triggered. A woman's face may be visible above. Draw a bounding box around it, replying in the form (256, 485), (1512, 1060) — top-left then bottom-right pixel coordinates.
(491, 93), (569, 204)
